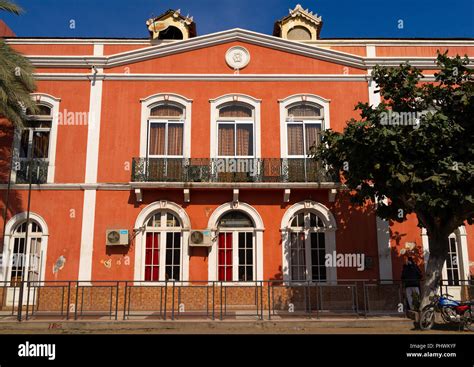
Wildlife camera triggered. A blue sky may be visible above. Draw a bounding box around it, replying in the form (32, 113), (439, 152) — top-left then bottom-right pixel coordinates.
(1, 0), (473, 38)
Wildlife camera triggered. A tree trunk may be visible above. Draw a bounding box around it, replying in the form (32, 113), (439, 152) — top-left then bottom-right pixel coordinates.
(419, 234), (449, 310)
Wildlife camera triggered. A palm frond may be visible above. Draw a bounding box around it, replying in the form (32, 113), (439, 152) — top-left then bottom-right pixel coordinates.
(0, 0), (22, 15)
(0, 39), (37, 128)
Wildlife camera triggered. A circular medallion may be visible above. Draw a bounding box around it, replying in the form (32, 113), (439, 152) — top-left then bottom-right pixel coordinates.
(225, 46), (250, 70)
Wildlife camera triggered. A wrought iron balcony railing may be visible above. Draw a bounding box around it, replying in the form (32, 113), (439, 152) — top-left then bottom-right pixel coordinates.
(132, 158), (337, 183)
(14, 158), (49, 184)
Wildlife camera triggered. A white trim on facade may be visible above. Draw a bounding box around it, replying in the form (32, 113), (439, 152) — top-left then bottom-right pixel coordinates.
(77, 70), (104, 283)
(139, 93), (193, 158)
(278, 94), (330, 159)
(280, 200), (337, 283)
(207, 202), (264, 282)
(133, 201), (191, 284)
(1, 212), (49, 284)
(19, 29), (474, 70)
(209, 94), (262, 159)
(6, 37), (474, 47)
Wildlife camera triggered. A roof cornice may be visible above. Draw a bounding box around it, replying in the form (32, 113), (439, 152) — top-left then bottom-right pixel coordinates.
(17, 28), (474, 70)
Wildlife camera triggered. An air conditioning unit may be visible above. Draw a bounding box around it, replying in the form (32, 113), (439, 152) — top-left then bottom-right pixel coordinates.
(189, 230), (212, 247)
(106, 229), (129, 246)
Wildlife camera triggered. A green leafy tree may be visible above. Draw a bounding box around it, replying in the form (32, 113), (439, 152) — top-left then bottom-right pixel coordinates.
(314, 52), (474, 308)
(0, 0), (37, 127)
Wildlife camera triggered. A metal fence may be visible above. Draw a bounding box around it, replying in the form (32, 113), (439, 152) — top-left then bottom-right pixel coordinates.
(131, 158), (337, 183)
(0, 279), (472, 321)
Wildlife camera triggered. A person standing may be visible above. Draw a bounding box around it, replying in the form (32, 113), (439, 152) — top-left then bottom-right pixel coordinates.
(401, 257), (422, 310)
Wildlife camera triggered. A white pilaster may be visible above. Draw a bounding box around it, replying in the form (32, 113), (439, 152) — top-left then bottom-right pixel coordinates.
(78, 57), (103, 282)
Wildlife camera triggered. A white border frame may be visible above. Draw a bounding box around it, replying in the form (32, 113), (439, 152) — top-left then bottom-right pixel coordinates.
(280, 200), (337, 283)
(209, 94), (261, 159)
(1, 212), (49, 284)
(207, 202), (264, 283)
(140, 93), (192, 158)
(12, 93), (61, 184)
(133, 200), (191, 284)
(278, 94), (330, 158)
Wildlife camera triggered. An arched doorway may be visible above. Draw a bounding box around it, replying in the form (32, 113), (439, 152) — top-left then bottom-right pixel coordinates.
(422, 226), (470, 299)
(216, 211), (255, 282)
(2, 213), (49, 306)
(207, 202), (264, 282)
(281, 201), (337, 283)
(134, 201), (191, 283)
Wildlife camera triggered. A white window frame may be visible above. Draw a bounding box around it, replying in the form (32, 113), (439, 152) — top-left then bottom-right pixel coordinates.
(140, 93), (192, 159)
(421, 226), (470, 284)
(133, 201), (190, 285)
(286, 119), (323, 159)
(281, 201), (337, 284)
(216, 228), (256, 282)
(207, 202), (264, 284)
(147, 103), (186, 159)
(12, 93), (60, 183)
(0, 212), (49, 284)
(279, 94), (330, 159)
(210, 94), (261, 159)
(444, 234), (461, 286)
(143, 211), (183, 282)
(288, 212), (328, 282)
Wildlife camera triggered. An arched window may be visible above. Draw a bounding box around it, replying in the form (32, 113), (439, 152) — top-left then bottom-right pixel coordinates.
(9, 220), (44, 285)
(287, 26), (312, 41)
(147, 103), (185, 157)
(217, 211), (255, 281)
(143, 210), (183, 281)
(281, 201), (336, 283)
(12, 94), (60, 184)
(445, 233), (460, 286)
(288, 210), (327, 281)
(15, 103), (53, 184)
(286, 102), (323, 156)
(217, 102), (254, 157)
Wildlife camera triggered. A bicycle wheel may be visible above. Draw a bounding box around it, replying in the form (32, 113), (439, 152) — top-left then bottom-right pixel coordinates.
(420, 307), (435, 330)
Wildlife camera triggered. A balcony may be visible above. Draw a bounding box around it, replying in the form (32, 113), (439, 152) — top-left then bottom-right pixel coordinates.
(131, 158), (337, 183)
(14, 159), (49, 184)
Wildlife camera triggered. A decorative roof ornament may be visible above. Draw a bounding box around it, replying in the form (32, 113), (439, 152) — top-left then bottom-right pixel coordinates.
(146, 8), (197, 41)
(289, 4), (322, 25)
(273, 4), (323, 40)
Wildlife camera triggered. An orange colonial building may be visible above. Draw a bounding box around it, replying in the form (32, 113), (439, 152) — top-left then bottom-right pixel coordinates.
(0, 6), (473, 301)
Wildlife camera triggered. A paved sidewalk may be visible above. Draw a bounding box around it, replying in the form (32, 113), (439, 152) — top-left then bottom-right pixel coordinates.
(0, 317), (469, 334)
